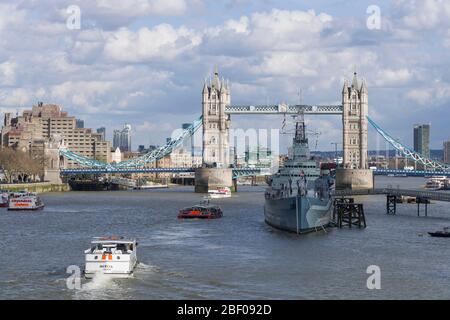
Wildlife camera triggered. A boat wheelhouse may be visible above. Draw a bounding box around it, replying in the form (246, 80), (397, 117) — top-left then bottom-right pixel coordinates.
(84, 237), (138, 278)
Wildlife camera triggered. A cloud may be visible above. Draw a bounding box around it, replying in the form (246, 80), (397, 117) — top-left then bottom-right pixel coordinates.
(374, 68), (414, 87)
(395, 0), (450, 29)
(406, 83), (450, 106)
(0, 61), (17, 86)
(17, 0), (195, 29)
(1, 1), (450, 149)
(104, 24), (202, 62)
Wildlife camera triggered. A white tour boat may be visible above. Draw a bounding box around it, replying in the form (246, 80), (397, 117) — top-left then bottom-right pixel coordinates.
(208, 187), (231, 199)
(8, 191), (44, 211)
(425, 176), (448, 190)
(84, 237), (138, 278)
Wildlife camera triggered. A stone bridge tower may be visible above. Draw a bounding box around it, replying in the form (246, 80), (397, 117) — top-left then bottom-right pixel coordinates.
(43, 135), (65, 184)
(196, 67), (233, 193)
(342, 72), (368, 169)
(201, 67), (231, 167)
(336, 72), (373, 190)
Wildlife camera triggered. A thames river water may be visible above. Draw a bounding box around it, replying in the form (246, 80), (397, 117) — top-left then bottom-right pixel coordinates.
(1, 176), (450, 300)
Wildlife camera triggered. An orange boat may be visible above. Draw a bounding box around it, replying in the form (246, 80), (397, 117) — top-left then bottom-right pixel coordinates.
(178, 205), (223, 219)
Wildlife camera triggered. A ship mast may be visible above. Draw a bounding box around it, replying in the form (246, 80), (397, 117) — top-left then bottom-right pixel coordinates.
(294, 89), (307, 144)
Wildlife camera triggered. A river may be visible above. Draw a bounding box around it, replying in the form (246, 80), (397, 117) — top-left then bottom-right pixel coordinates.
(0, 176), (449, 299)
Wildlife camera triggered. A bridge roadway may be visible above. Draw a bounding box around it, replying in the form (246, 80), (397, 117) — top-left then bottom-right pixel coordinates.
(373, 169), (450, 177)
(225, 104), (343, 115)
(333, 188), (450, 202)
(60, 167), (271, 178)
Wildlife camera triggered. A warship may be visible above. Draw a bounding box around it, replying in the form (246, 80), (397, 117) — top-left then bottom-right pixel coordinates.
(264, 112), (334, 234)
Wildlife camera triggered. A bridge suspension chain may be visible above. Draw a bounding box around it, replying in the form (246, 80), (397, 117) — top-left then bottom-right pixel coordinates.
(59, 115), (203, 169)
(367, 116), (450, 171)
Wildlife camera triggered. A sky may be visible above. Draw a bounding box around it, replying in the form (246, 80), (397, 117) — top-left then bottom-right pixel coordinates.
(0, 0), (450, 152)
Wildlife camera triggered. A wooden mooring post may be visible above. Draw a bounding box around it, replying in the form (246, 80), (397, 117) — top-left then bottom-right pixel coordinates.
(335, 200), (367, 229)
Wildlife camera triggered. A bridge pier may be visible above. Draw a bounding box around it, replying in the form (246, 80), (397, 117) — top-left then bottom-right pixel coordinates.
(335, 169), (374, 190)
(194, 168), (234, 193)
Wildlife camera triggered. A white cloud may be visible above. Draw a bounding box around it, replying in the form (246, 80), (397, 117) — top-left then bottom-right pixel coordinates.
(1, 1), (450, 148)
(395, 0), (450, 29)
(104, 24), (201, 62)
(0, 88), (32, 107)
(406, 83), (450, 106)
(0, 4), (26, 33)
(97, 0), (187, 16)
(204, 9), (333, 54)
(374, 68), (414, 87)
(0, 61), (17, 86)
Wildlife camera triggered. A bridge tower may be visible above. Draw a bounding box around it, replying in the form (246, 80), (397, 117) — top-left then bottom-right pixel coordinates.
(43, 135), (65, 184)
(336, 73), (373, 190)
(196, 67), (233, 193)
(201, 67), (231, 167)
(342, 72), (368, 169)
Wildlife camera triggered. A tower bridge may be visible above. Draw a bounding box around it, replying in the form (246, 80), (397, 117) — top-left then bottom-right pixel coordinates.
(55, 69), (450, 191)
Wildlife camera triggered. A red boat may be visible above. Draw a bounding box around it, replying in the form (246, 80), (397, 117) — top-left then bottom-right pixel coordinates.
(178, 205), (223, 219)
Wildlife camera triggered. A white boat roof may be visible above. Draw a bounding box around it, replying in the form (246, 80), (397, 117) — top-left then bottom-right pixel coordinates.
(91, 237), (135, 244)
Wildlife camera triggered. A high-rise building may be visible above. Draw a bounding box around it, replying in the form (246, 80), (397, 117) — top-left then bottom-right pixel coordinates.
(444, 141), (450, 164)
(1, 103), (111, 167)
(96, 127), (106, 141)
(113, 124), (132, 152)
(76, 119), (84, 128)
(113, 130), (121, 150)
(120, 124), (132, 152)
(413, 124), (430, 158)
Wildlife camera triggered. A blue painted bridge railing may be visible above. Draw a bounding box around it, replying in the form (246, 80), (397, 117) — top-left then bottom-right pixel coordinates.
(60, 167), (266, 178)
(374, 169), (450, 177)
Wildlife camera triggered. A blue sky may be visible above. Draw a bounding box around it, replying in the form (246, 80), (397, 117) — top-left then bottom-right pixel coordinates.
(0, 0), (450, 152)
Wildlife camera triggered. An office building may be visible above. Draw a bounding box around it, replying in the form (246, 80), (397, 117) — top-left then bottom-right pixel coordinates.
(113, 124), (132, 152)
(96, 127), (106, 141)
(76, 119), (84, 129)
(413, 124), (430, 158)
(1, 103), (111, 167)
(444, 141), (450, 164)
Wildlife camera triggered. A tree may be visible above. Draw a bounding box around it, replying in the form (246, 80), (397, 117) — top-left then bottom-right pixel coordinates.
(0, 147), (44, 183)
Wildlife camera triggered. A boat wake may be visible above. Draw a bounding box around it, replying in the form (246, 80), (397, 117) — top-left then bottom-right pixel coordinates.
(74, 273), (120, 300)
(134, 262), (160, 275)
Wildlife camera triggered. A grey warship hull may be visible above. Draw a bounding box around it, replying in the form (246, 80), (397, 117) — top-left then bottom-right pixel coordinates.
(264, 195), (332, 234)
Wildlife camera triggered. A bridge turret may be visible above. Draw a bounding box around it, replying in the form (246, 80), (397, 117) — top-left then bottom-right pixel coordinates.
(351, 72), (359, 90)
(202, 67), (231, 167)
(360, 79), (368, 95)
(342, 79), (349, 101)
(342, 72), (368, 170)
(202, 79), (209, 95)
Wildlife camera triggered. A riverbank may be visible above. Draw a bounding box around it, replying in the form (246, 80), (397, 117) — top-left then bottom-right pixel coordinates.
(0, 182), (70, 193)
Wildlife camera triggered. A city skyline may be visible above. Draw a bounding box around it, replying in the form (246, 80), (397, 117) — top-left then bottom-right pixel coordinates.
(1, 1), (450, 151)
